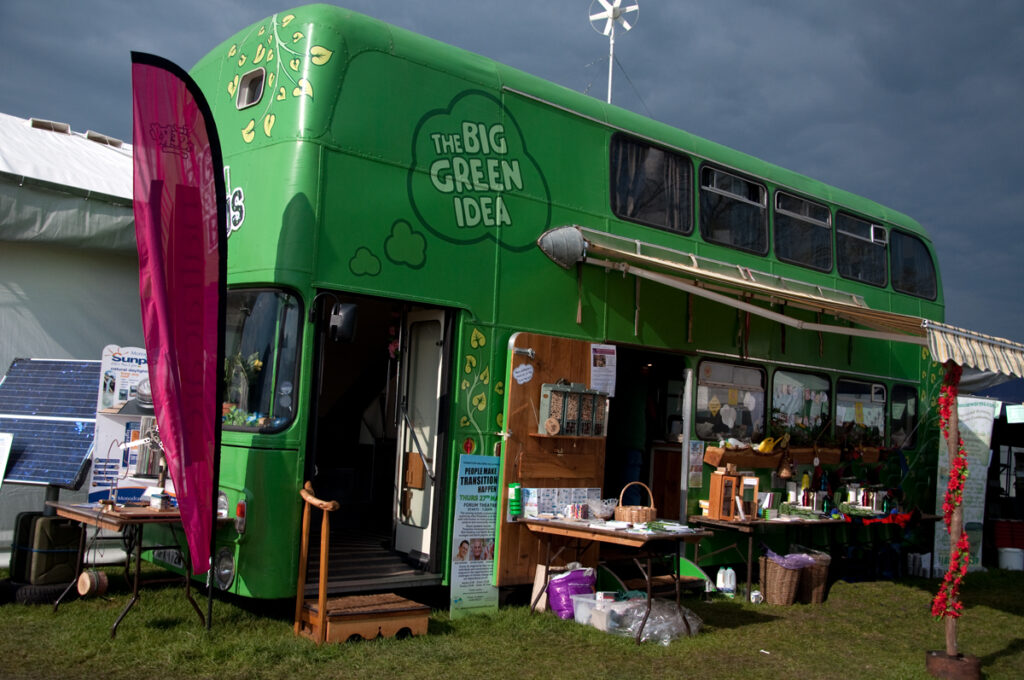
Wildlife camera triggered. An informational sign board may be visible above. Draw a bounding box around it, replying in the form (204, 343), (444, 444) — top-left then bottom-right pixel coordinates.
(450, 454), (500, 617)
(933, 397), (998, 573)
(88, 345), (173, 502)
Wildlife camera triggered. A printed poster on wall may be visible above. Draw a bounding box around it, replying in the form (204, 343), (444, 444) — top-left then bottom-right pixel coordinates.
(590, 344), (617, 397)
(688, 440), (705, 488)
(933, 397), (998, 574)
(450, 454), (499, 618)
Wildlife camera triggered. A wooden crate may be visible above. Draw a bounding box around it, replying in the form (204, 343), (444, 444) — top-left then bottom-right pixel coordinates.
(296, 592), (430, 643)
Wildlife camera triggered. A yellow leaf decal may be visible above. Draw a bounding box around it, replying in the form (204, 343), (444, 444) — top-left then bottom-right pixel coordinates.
(472, 393), (487, 412)
(470, 328), (486, 349)
(310, 45), (333, 66)
(496, 413), (504, 429)
(292, 31), (304, 42)
(268, 72), (274, 88)
(459, 416), (470, 427)
(292, 79), (313, 98)
(258, 25), (266, 36)
(289, 58), (300, 71)
(464, 355), (477, 374)
(281, 14), (294, 27)
(254, 44), (266, 64)
(276, 86), (287, 101)
(241, 120), (255, 143)
(480, 367), (490, 385)
(238, 53), (247, 67)
(228, 44), (237, 57)
(266, 48), (274, 63)
(461, 379), (469, 391)
(263, 114), (275, 136)
(227, 75), (238, 97)
(495, 381), (504, 396)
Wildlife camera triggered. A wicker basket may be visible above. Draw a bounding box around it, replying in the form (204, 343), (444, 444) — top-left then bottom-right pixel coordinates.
(614, 481), (657, 523)
(759, 556), (801, 605)
(797, 551), (831, 604)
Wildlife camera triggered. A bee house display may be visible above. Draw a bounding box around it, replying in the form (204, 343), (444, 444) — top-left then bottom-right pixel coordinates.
(708, 471), (741, 521)
(538, 382), (608, 437)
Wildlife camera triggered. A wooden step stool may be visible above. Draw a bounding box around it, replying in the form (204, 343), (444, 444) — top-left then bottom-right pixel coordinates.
(296, 592), (430, 643)
(294, 482), (430, 644)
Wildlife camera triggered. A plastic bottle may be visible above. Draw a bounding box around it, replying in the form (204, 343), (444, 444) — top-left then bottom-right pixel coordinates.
(801, 471), (811, 490)
(716, 567), (726, 591)
(724, 567), (737, 595)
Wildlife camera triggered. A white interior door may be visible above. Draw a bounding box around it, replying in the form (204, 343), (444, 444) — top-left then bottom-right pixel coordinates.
(393, 309), (444, 558)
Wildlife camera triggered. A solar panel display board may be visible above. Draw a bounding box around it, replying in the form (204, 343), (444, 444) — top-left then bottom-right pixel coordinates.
(0, 358), (99, 488)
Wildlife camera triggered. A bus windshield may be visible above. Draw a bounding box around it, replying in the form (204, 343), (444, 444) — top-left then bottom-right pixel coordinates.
(222, 289), (301, 432)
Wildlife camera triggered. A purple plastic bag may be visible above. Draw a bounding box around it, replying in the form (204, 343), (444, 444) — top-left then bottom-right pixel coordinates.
(764, 548), (816, 570)
(546, 568), (596, 619)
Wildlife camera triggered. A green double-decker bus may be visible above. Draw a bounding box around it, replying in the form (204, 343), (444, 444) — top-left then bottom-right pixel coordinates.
(171, 4), (949, 599)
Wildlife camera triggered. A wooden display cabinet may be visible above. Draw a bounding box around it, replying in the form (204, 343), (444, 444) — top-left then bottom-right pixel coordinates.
(708, 472), (740, 521)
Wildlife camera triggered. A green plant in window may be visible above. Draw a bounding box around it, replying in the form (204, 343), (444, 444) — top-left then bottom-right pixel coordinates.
(224, 351), (264, 409)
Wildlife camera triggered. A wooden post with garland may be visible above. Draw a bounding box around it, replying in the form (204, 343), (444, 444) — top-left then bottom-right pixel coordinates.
(933, 360), (970, 658)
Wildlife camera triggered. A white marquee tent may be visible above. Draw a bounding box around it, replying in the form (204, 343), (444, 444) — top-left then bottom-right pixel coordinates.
(0, 112), (144, 548)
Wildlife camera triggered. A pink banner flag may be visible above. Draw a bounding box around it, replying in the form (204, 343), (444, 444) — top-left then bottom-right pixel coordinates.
(131, 52), (225, 575)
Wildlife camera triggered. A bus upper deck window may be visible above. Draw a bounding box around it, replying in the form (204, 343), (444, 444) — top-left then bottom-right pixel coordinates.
(610, 134), (692, 234)
(236, 68), (265, 110)
(890, 230), (937, 300)
(699, 166), (768, 255)
(837, 213), (887, 287)
(774, 191), (832, 272)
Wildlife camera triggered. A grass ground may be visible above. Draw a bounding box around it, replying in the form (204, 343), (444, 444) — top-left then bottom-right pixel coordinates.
(0, 567), (1021, 680)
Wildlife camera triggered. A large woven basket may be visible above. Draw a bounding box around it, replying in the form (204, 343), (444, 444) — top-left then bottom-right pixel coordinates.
(797, 551), (831, 604)
(614, 481), (657, 523)
(759, 556), (801, 605)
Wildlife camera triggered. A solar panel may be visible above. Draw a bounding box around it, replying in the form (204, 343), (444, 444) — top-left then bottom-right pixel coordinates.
(0, 358), (100, 489)
(0, 358), (99, 418)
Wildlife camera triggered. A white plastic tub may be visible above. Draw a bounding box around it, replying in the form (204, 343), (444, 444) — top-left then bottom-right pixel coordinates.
(570, 593), (598, 625)
(998, 547), (1024, 571)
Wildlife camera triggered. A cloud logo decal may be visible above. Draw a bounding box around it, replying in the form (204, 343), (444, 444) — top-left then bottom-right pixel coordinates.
(385, 219), (427, 269)
(408, 90), (550, 252)
(349, 246), (381, 276)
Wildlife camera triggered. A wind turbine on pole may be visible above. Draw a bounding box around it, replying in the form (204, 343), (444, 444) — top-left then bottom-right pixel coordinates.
(589, 0), (640, 104)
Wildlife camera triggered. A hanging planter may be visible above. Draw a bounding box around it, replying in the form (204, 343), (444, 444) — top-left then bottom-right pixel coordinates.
(703, 446), (782, 470)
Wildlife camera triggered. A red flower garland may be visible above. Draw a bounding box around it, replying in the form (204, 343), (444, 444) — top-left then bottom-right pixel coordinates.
(932, 367), (971, 619)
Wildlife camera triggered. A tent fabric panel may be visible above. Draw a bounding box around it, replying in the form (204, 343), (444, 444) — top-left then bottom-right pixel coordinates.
(0, 179), (136, 252)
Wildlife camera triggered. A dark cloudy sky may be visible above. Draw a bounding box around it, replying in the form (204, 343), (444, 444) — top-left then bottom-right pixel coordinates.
(2, 1), (1022, 341)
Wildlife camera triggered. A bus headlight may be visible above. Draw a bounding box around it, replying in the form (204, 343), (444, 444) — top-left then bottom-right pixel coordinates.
(214, 546), (235, 590)
(217, 491), (229, 519)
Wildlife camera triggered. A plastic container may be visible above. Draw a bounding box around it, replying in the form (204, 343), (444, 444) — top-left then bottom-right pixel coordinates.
(570, 593), (599, 625)
(998, 547), (1024, 571)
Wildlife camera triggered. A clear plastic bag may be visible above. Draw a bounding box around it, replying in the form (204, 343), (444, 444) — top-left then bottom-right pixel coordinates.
(588, 497), (618, 520)
(613, 598), (703, 645)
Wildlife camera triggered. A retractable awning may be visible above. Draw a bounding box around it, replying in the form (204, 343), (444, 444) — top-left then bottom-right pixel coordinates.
(537, 225), (1024, 378)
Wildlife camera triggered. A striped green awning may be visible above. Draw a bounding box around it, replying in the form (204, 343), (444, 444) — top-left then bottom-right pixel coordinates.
(923, 320), (1024, 378)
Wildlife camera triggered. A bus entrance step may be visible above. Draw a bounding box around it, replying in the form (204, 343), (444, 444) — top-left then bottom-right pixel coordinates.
(296, 592), (430, 644)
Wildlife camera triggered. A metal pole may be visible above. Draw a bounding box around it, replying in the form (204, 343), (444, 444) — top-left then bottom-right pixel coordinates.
(607, 23), (615, 104)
